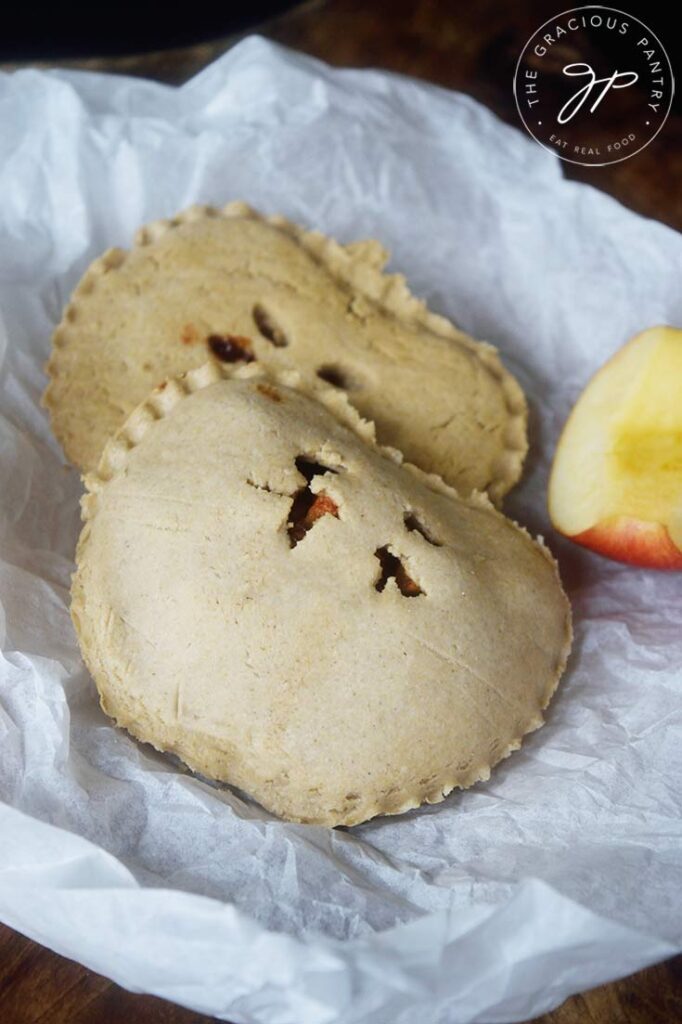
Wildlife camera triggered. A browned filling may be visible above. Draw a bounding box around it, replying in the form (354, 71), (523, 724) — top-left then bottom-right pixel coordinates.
(288, 457), (340, 547)
(374, 546), (423, 596)
(253, 304), (288, 347)
(316, 364), (348, 389)
(288, 491), (339, 547)
(403, 511), (442, 546)
(207, 334), (255, 363)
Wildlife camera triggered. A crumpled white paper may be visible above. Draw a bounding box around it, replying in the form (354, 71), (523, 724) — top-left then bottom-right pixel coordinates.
(0, 35), (681, 1024)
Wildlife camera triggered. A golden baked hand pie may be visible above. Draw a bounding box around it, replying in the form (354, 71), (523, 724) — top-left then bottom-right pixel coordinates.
(71, 363), (570, 827)
(45, 202), (527, 501)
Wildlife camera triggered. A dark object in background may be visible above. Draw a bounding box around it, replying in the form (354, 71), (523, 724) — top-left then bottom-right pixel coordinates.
(1, 0), (299, 60)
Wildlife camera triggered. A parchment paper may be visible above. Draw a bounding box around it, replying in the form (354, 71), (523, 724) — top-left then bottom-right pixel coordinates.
(0, 36), (681, 1024)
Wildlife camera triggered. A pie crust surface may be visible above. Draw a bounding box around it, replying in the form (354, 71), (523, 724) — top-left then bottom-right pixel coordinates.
(45, 202), (527, 501)
(71, 363), (570, 827)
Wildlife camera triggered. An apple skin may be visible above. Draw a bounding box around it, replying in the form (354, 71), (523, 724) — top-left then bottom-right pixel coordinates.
(548, 325), (682, 572)
(572, 517), (682, 571)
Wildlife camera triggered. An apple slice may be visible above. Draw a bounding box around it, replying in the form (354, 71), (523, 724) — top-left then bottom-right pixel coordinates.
(548, 325), (682, 570)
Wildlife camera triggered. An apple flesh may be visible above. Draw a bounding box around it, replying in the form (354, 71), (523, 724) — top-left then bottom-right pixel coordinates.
(548, 326), (682, 570)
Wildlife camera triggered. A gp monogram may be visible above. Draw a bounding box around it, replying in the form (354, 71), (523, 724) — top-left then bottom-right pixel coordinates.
(513, 6), (674, 166)
(556, 65), (638, 124)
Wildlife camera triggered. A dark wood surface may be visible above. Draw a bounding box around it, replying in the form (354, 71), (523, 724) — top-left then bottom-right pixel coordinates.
(1, 1), (680, 1021)
(0, 920), (680, 1024)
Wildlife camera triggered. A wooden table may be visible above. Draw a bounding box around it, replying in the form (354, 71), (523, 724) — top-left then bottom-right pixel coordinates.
(1, 2), (680, 1020)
